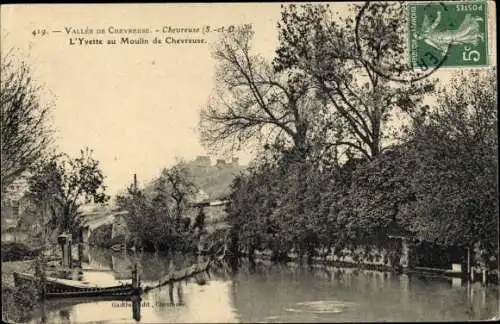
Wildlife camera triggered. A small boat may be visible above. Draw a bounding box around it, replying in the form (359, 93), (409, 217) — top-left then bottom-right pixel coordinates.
(13, 272), (140, 298)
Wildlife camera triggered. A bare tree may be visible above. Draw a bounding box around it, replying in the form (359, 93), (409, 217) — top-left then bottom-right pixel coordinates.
(199, 28), (322, 160)
(1, 50), (52, 195)
(274, 3), (436, 160)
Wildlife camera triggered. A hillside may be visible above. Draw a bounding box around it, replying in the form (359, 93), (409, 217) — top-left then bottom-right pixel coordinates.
(144, 156), (247, 202)
(186, 163), (245, 201)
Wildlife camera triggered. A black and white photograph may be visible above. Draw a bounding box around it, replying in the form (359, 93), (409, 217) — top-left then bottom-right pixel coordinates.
(1, 2), (498, 323)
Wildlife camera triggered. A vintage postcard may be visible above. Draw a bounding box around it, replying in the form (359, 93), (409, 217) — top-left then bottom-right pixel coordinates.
(1, 2), (498, 323)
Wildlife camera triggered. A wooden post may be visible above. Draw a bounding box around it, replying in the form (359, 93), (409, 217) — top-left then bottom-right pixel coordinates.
(132, 295), (141, 322)
(58, 234), (72, 269)
(177, 282), (184, 305)
(400, 237), (409, 269)
(467, 247), (471, 281)
(78, 243), (84, 264)
(168, 282), (175, 305)
(40, 298), (47, 324)
(60, 243), (65, 266)
(131, 263), (140, 292)
(68, 236), (73, 268)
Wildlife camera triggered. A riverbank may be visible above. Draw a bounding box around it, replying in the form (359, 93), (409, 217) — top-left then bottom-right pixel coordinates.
(90, 236), (500, 286)
(1, 260), (36, 287)
(4, 246), (499, 323)
(1, 242), (42, 262)
(246, 249), (500, 285)
(1, 260), (39, 323)
(35, 248), (500, 322)
(1, 240), (64, 324)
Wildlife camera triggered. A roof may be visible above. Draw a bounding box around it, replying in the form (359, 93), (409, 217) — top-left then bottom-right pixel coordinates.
(79, 203), (128, 230)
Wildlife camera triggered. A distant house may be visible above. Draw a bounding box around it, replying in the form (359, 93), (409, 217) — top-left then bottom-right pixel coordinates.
(139, 155), (244, 223)
(1, 172), (31, 220)
(180, 155), (244, 222)
(78, 203), (129, 243)
(1, 172), (36, 242)
(186, 155), (245, 200)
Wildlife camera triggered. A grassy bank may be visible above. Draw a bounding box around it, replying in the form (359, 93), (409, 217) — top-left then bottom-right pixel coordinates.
(1, 260), (36, 287)
(1, 242), (42, 262)
(1, 260), (39, 323)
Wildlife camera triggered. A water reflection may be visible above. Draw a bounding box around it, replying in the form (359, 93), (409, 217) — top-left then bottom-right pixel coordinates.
(166, 281), (185, 306)
(131, 296), (140, 322)
(29, 248), (500, 323)
(227, 261), (499, 323)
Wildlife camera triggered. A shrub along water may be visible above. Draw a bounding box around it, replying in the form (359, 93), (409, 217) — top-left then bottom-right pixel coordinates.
(115, 164), (202, 254)
(1, 242), (42, 262)
(224, 68), (498, 272)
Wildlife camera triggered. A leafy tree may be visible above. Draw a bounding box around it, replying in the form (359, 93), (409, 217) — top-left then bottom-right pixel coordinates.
(227, 152), (332, 263)
(347, 148), (414, 243)
(227, 157), (280, 261)
(116, 179), (174, 252)
(206, 4), (497, 273)
(341, 68), (497, 266)
(274, 3), (435, 159)
(29, 148), (109, 236)
(162, 162), (197, 222)
(316, 156), (369, 253)
(116, 163), (198, 252)
(1, 51), (52, 195)
(402, 69), (497, 259)
(116, 183), (152, 250)
(272, 159), (324, 262)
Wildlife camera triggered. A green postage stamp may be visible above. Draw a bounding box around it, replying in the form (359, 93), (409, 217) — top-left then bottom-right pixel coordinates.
(408, 1), (488, 68)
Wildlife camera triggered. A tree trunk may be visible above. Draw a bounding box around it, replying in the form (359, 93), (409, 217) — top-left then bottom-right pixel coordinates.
(306, 245), (315, 265)
(370, 115), (381, 158)
(228, 228), (239, 272)
(297, 245), (303, 265)
(248, 244), (256, 266)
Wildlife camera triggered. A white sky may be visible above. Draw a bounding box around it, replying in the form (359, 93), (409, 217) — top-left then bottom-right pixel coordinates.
(1, 2), (496, 196)
(0, 3), (285, 195)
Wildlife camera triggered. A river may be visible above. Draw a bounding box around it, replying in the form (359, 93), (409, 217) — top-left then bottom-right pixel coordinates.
(29, 247), (499, 323)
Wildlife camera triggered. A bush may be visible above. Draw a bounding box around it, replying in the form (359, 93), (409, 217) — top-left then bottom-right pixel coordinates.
(2, 283), (40, 323)
(88, 224), (130, 249)
(88, 224), (112, 248)
(1, 242), (41, 262)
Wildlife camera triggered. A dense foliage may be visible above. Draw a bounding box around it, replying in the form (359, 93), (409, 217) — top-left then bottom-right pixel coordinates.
(215, 4), (498, 270)
(87, 224), (127, 249)
(116, 163), (200, 253)
(28, 148), (109, 237)
(225, 68), (497, 269)
(1, 50), (52, 196)
(1, 242), (42, 262)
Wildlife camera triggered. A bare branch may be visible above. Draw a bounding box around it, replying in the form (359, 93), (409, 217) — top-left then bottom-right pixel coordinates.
(1, 51), (53, 194)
